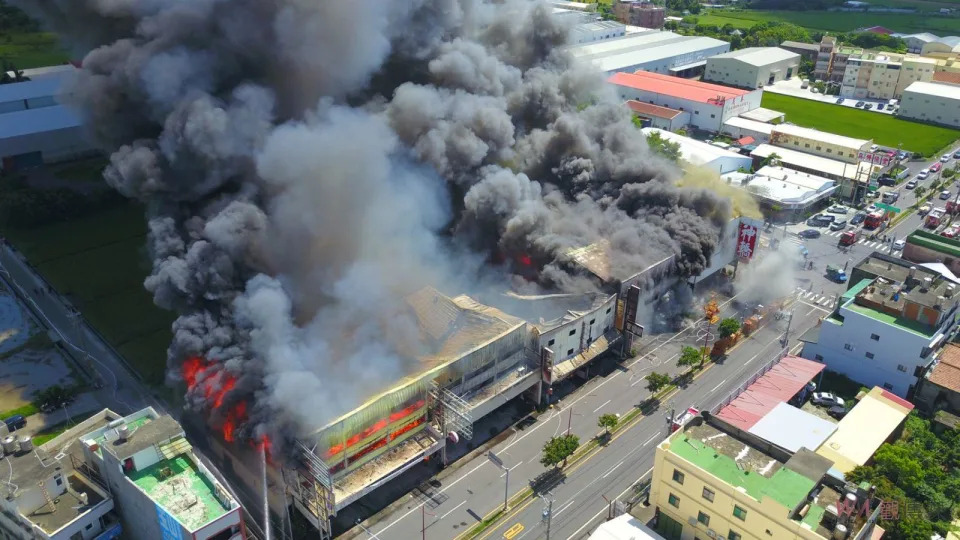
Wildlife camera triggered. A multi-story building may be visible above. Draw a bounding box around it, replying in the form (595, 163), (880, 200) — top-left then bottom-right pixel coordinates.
(568, 30), (730, 78)
(767, 123), (870, 164)
(608, 71), (762, 132)
(612, 0), (665, 29)
(897, 55), (938, 96)
(780, 40), (820, 62)
(0, 410), (121, 540)
(914, 342), (960, 415)
(826, 45), (862, 84)
(801, 252), (960, 397)
(651, 357), (904, 540)
(704, 47), (801, 89)
(837, 51), (935, 100)
(900, 80), (960, 127)
(813, 36), (836, 81)
(79, 407), (246, 540)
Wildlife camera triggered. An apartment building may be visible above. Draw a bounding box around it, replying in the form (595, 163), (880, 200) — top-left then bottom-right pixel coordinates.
(837, 51), (936, 100)
(813, 36), (836, 81)
(651, 377), (904, 540)
(612, 0), (665, 29)
(801, 253), (960, 397)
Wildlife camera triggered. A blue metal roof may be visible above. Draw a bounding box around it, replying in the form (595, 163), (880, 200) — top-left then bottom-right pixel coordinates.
(0, 105), (83, 139)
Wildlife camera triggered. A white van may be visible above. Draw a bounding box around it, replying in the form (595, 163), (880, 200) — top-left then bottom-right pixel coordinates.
(888, 98), (899, 107)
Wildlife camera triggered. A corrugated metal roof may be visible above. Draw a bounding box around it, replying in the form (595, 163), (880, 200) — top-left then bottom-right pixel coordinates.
(770, 123), (870, 150)
(610, 70), (751, 104)
(906, 80), (960, 99)
(0, 105), (83, 139)
(0, 72), (69, 104)
(709, 47), (800, 67)
(715, 355), (825, 431)
(748, 402), (837, 453)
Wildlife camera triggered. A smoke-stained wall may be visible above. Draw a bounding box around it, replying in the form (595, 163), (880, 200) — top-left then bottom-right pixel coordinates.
(17, 0), (735, 456)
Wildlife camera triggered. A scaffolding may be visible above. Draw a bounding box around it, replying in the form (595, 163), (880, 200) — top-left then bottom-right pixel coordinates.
(290, 441), (334, 540)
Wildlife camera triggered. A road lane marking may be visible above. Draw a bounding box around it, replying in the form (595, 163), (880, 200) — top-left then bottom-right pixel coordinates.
(601, 460), (625, 479)
(643, 433), (659, 446)
(503, 523), (524, 539)
(564, 466), (654, 540)
(710, 379), (727, 393)
(440, 501), (466, 521)
(593, 399), (612, 413)
(553, 499), (576, 518)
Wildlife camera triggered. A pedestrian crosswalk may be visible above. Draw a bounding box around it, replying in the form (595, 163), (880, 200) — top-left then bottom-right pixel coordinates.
(821, 229), (888, 249)
(793, 286), (836, 307)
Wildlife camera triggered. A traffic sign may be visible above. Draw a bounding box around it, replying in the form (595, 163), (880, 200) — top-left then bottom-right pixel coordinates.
(487, 451), (504, 469)
(876, 203), (901, 213)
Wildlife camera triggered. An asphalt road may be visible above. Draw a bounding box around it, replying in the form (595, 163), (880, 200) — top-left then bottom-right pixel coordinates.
(353, 247), (836, 540)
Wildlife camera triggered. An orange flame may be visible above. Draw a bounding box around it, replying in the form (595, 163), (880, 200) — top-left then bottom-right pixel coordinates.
(222, 401), (248, 443)
(212, 376), (237, 409)
(182, 357), (207, 389)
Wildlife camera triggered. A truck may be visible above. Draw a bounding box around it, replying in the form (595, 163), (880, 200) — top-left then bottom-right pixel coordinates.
(669, 407), (700, 433)
(947, 199), (960, 214)
(839, 230), (859, 246)
(926, 208), (946, 229)
(864, 211), (885, 229)
(826, 265), (848, 283)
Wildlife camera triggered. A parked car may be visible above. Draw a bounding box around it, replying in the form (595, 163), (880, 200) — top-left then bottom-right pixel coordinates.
(932, 162), (942, 173)
(918, 169), (930, 180)
(893, 239), (906, 251)
(864, 103), (874, 110)
(906, 179), (918, 189)
(855, 101), (865, 108)
(830, 219), (848, 231)
(876, 103), (885, 110)
(877, 176), (895, 187)
(943, 227), (960, 239)
(941, 190), (952, 200)
(836, 97), (844, 104)
(827, 205), (848, 214)
(919, 204), (932, 215)
(869, 144), (880, 152)
(953, 150), (960, 159)
(3, 415), (26, 432)
(850, 212), (866, 225)
(799, 229), (821, 238)
(899, 151), (910, 160)
(866, 204), (879, 213)
(812, 392), (845, 407)
(827, 405), (848, 419)
(943, 154), (952, 163)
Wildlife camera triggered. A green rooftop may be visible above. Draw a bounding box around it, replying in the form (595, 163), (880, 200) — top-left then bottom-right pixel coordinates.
(907, 230), (960, 259)
(129, 455), (229, 531)
(801, 503), (827, 529)
(670, 436), (816, 511)
(845, 302), (936, 338)
(842, 279), (873, 303)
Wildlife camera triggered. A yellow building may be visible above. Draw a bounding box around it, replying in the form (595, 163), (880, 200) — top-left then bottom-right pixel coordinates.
(649, 387), (911, 540)
(896, 55), (937, 97)
(768, 123), (870, 164)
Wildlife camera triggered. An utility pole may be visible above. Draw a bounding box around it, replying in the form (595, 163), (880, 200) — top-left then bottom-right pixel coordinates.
(567, 406), (573, 437)
(540, 494), (555, 540)
(781, 310), (794, 348)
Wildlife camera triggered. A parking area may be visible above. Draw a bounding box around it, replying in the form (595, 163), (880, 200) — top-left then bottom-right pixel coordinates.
(765, 78), (898, 115)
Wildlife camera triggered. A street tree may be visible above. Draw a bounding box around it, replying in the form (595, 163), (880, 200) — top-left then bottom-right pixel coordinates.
(540, 434), (580, 468)
(597, 413), (618, 435)
(718, 318), (741, 339)
(677, 345), (702, 369)
(645, 372), (670, 393)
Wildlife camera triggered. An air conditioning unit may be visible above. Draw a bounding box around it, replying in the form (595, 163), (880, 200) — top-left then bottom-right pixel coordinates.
(689, 517), (698, 526)
(707, 530), (717, 539)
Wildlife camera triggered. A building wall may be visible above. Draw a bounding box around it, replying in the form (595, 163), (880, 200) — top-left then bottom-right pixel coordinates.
(814, 37), (836, 80)
(897, 57), (936, 96)
(900, 86), (960, 127)
(613, 86), (725, 131)
(768, 129), (866, 164)
(0, 126), (95, 168)
(719, 91), (763, 130)
(652, 443), (823, 540)
(902, 242), (960, 276)
(94, 450), (170, 540)
(706, 56), (798, 89)
(914, 377), (960, 414)
(195, 508), (243, 540)
(600, 42), (731, 77)
(801, 306), (940, 397)
(534, 294), (618, 364)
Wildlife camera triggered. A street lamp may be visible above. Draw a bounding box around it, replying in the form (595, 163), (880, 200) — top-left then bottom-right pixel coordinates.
(487, 451), (510, 512)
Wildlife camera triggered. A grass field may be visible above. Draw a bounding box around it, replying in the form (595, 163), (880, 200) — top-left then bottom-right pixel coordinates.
(761, 92), (960, 156)
(0, 32), (70, 70)
(1, 198), (174, 386)
(695, 9), (960, 34)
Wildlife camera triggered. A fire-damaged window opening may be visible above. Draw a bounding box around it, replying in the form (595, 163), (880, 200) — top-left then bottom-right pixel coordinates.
(567, 348), (574, 356)
(569, 329), (576, 336)
(548, 339), (555, 346)
(589, 319), (595, 325)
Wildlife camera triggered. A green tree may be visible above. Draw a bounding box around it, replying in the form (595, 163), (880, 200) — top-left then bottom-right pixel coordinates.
(541, 434), (580, 468)
(645, 372), (671, 392)
(759, 152), (781, 169)
(645, 131), (682, 162)
(677, 345), (702, 368)
(718, 318), (741, 339)
(598, 413), (619, 435)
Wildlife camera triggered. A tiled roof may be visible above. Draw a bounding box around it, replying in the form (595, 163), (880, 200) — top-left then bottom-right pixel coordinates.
(930, 343), (960, 392)
(608, 70), (751, 105)
(624, 99), (684, 119)
(933, 71), (960, 86)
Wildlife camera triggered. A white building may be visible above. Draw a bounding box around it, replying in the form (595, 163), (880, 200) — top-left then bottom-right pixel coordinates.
(0, 66), (94, 172)
(704, 47), (801, 89)
(801, 255), (960, 397)
(724, 165), (837, 220)
(899, 80), (960, 128)
(567, 29), (730, 77)
(570, 20), (627, 44)
(589, 514), (665, 540)
(609, 70), (763, 132)
(641, 128), (753, 173)
(896, 32), (940, 53)
(721, 116), (774, 143)
(922, 36), (960, 56)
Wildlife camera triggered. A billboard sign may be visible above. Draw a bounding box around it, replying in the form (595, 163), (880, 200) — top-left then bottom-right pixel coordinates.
(737, 221), (759, 260)
(857, 151), (891, 167)
(623, 285), (641, 331)
(541, 347), (555, 385)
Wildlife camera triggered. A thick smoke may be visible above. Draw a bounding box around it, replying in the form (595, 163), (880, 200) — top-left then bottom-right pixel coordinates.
(20, 0), (735, 450)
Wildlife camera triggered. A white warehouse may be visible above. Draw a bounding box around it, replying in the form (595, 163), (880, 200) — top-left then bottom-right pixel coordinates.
(704, 47), (801, 89)
(609, 70), (763, 132)
(899, 80), (960, 128)
(567, 29), (730, 77)
(641, 128), (753, 173)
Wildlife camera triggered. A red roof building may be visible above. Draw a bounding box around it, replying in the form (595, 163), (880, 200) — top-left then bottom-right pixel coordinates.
(861, 26), (894, 35)
(624, 100), (689, 130)
(916, 343), (960, 414)
(714, 355), (825, 431)
(933, 71), (960, 86)
(609, 70), (762, 131)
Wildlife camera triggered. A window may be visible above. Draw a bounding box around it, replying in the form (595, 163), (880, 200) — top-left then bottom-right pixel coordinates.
(728, 531), (743, 540)
(668, 493), (680, 507)
(870, 333), (880, 341)
(844, 343), (854, 351)
(85, 524), (93, 530)
(567, 348), (574, 356)
(697, 511), (710, 526)
(589, 319), (595, 325)
(827, 149), (833, 153)
(606, 307), (611, 314)
(865, 352), (875, 359)
(548, 339), (555, 346)
(710, 114), (715, 118)
(733, 505), (747, 520)
(804, 143), (810, 148)
(672, 469), (685, 484)
(702, 487), (715, 502)
(55, 477), (63, 486)
(569, 329), (576, 336)
(695, 110), (700, 115)
(884, 382), (894, 390)
(816, 146), (822, 151)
